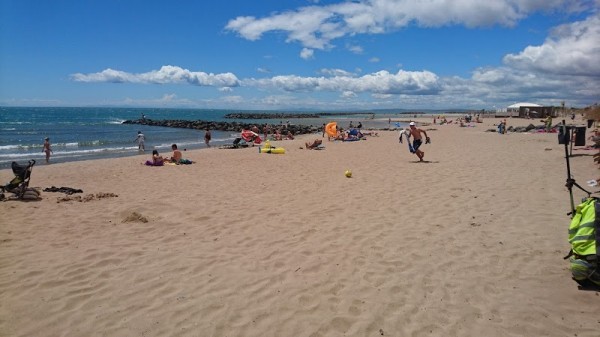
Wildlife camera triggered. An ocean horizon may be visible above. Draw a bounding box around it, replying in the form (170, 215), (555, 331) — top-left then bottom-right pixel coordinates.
(0, 106), (416, 169)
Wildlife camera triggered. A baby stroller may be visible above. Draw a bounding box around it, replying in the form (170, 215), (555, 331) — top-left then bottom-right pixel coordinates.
(219, 137), (250, 149)
(1, 160), (40, 200)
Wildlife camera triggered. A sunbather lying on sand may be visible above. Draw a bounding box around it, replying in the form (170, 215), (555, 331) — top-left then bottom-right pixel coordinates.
(305, 139), (323, 149)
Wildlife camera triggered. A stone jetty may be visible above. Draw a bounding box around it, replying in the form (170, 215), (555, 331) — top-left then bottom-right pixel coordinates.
(223, 112), (367, 119)
(223, 112), (321, 119)
(122, 119), (320, 135)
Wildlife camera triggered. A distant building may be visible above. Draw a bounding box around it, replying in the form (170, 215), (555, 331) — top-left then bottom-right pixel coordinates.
(496, 102), (555, 118)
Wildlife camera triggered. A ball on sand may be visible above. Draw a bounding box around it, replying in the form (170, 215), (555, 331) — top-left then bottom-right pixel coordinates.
(345, 169), (352, 178)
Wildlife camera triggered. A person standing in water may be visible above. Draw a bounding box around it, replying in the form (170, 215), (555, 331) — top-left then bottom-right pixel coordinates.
(134, 131), (145, 151)
(204, 128), (212, 148)
(42, 137), (53, 164)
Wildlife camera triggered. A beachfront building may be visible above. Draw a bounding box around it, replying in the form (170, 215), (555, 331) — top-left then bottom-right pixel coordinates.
(496, 102), (555, 118)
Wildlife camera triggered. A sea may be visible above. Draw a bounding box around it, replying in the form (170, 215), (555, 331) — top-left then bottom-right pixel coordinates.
(0, 107), (401, 169)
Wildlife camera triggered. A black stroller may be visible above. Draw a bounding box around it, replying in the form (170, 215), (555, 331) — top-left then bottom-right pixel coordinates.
(1, 160), (40, 200)
(219, 137), (250, 149)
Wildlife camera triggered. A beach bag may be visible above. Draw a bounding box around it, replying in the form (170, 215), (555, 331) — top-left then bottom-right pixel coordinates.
(566, 198), (600, 287)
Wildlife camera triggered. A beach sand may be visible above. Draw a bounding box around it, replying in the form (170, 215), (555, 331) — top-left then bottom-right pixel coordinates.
(1, 117), (598, 337)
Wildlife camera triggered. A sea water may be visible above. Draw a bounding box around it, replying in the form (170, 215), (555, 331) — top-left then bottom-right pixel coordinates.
(0, 107), (395, 169)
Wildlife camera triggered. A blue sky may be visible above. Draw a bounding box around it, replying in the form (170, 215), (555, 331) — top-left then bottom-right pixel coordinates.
(0, 0), (598, 110)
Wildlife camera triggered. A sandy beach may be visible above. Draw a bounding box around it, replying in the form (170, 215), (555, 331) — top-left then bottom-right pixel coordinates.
(1, 117), (598, 337)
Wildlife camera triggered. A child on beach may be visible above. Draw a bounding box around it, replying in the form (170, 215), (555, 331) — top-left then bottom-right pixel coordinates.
(42, 137), (53, 164)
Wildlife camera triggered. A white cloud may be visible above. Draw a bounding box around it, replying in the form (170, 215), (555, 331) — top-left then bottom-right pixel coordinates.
(257, 67), (271, 73)
(503, 14), (600, 76)
(347, 44), (364, 54)
(123, 94), (195, 107)
(319, 68), (356, 77)
(225, 0), (588, 50)
(300, 48), (315, 59)
(222, 95), (244, 103)
(341, 91), (357, 98)
(369, 57), (380, 63)
(246, 69), (441, 95)
(68, 14), (599, 109)
(372, 93), (392, 99)
(71, 65), (241, 88)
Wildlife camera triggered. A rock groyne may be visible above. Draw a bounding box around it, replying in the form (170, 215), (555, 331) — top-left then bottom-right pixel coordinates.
(122, 119), (319, 135)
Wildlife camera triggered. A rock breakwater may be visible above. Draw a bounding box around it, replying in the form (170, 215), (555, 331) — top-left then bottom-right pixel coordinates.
(122, 119), (319, 135)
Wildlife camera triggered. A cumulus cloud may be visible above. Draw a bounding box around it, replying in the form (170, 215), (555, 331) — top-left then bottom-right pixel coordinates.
(347, 44), (364, 54)
(341, 91), (357, 98)
(68, 13), (599, 109)
(369, 57), (380, 63)
(300, 48), (315, 59)
(71, 65), (241, 88)
(123, 94), (195, 107)
(503, 14), (600, 76)
(225, 0), (587, 50)
(245, 69), (441, 95)
(319, 68), (356, 77)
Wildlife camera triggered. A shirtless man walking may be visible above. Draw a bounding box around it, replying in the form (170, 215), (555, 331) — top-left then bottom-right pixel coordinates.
(408, 122), (429, 161)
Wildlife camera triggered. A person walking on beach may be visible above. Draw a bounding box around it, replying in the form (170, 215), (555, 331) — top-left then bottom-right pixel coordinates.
(42, 137), (53, 164)
(407, 122), (429, 162)
(204, 128), (212, 148)
(263, 124), (270, 141)
(134, 131), (145, 151)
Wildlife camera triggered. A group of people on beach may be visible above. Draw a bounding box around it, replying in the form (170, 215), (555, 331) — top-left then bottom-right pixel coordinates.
(40, 119), (428, 165)
(144, 144), (193, 166)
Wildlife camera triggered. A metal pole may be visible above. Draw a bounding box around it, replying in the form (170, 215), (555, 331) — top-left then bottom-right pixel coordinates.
(563, 120), (576, 216)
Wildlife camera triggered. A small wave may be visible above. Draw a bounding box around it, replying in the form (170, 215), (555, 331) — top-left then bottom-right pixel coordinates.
(78, 140), (103, 147)
(107, 118), (126, 125)
(0, 146), (139, 160)
(0, 145), (21, 150)
(1, 128), (16, 131)
(0, 144), (43, 150)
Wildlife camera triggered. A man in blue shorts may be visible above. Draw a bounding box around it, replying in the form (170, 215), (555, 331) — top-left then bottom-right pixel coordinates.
(408, 122), (429, 161)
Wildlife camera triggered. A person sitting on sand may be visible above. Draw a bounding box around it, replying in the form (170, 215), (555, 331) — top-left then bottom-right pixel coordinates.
(305, 139), (323, 149)
(145, 150), (164, 166)
(274, 129), (283, 141)
(286, 131), (294, 140)
(164, 144), (182, 164)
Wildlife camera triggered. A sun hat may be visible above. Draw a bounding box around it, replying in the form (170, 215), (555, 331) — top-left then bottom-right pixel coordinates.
(409, 122), (415, 126)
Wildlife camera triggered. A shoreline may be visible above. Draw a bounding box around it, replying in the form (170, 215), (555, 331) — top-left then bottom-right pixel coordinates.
(0, 115), (580, 171)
